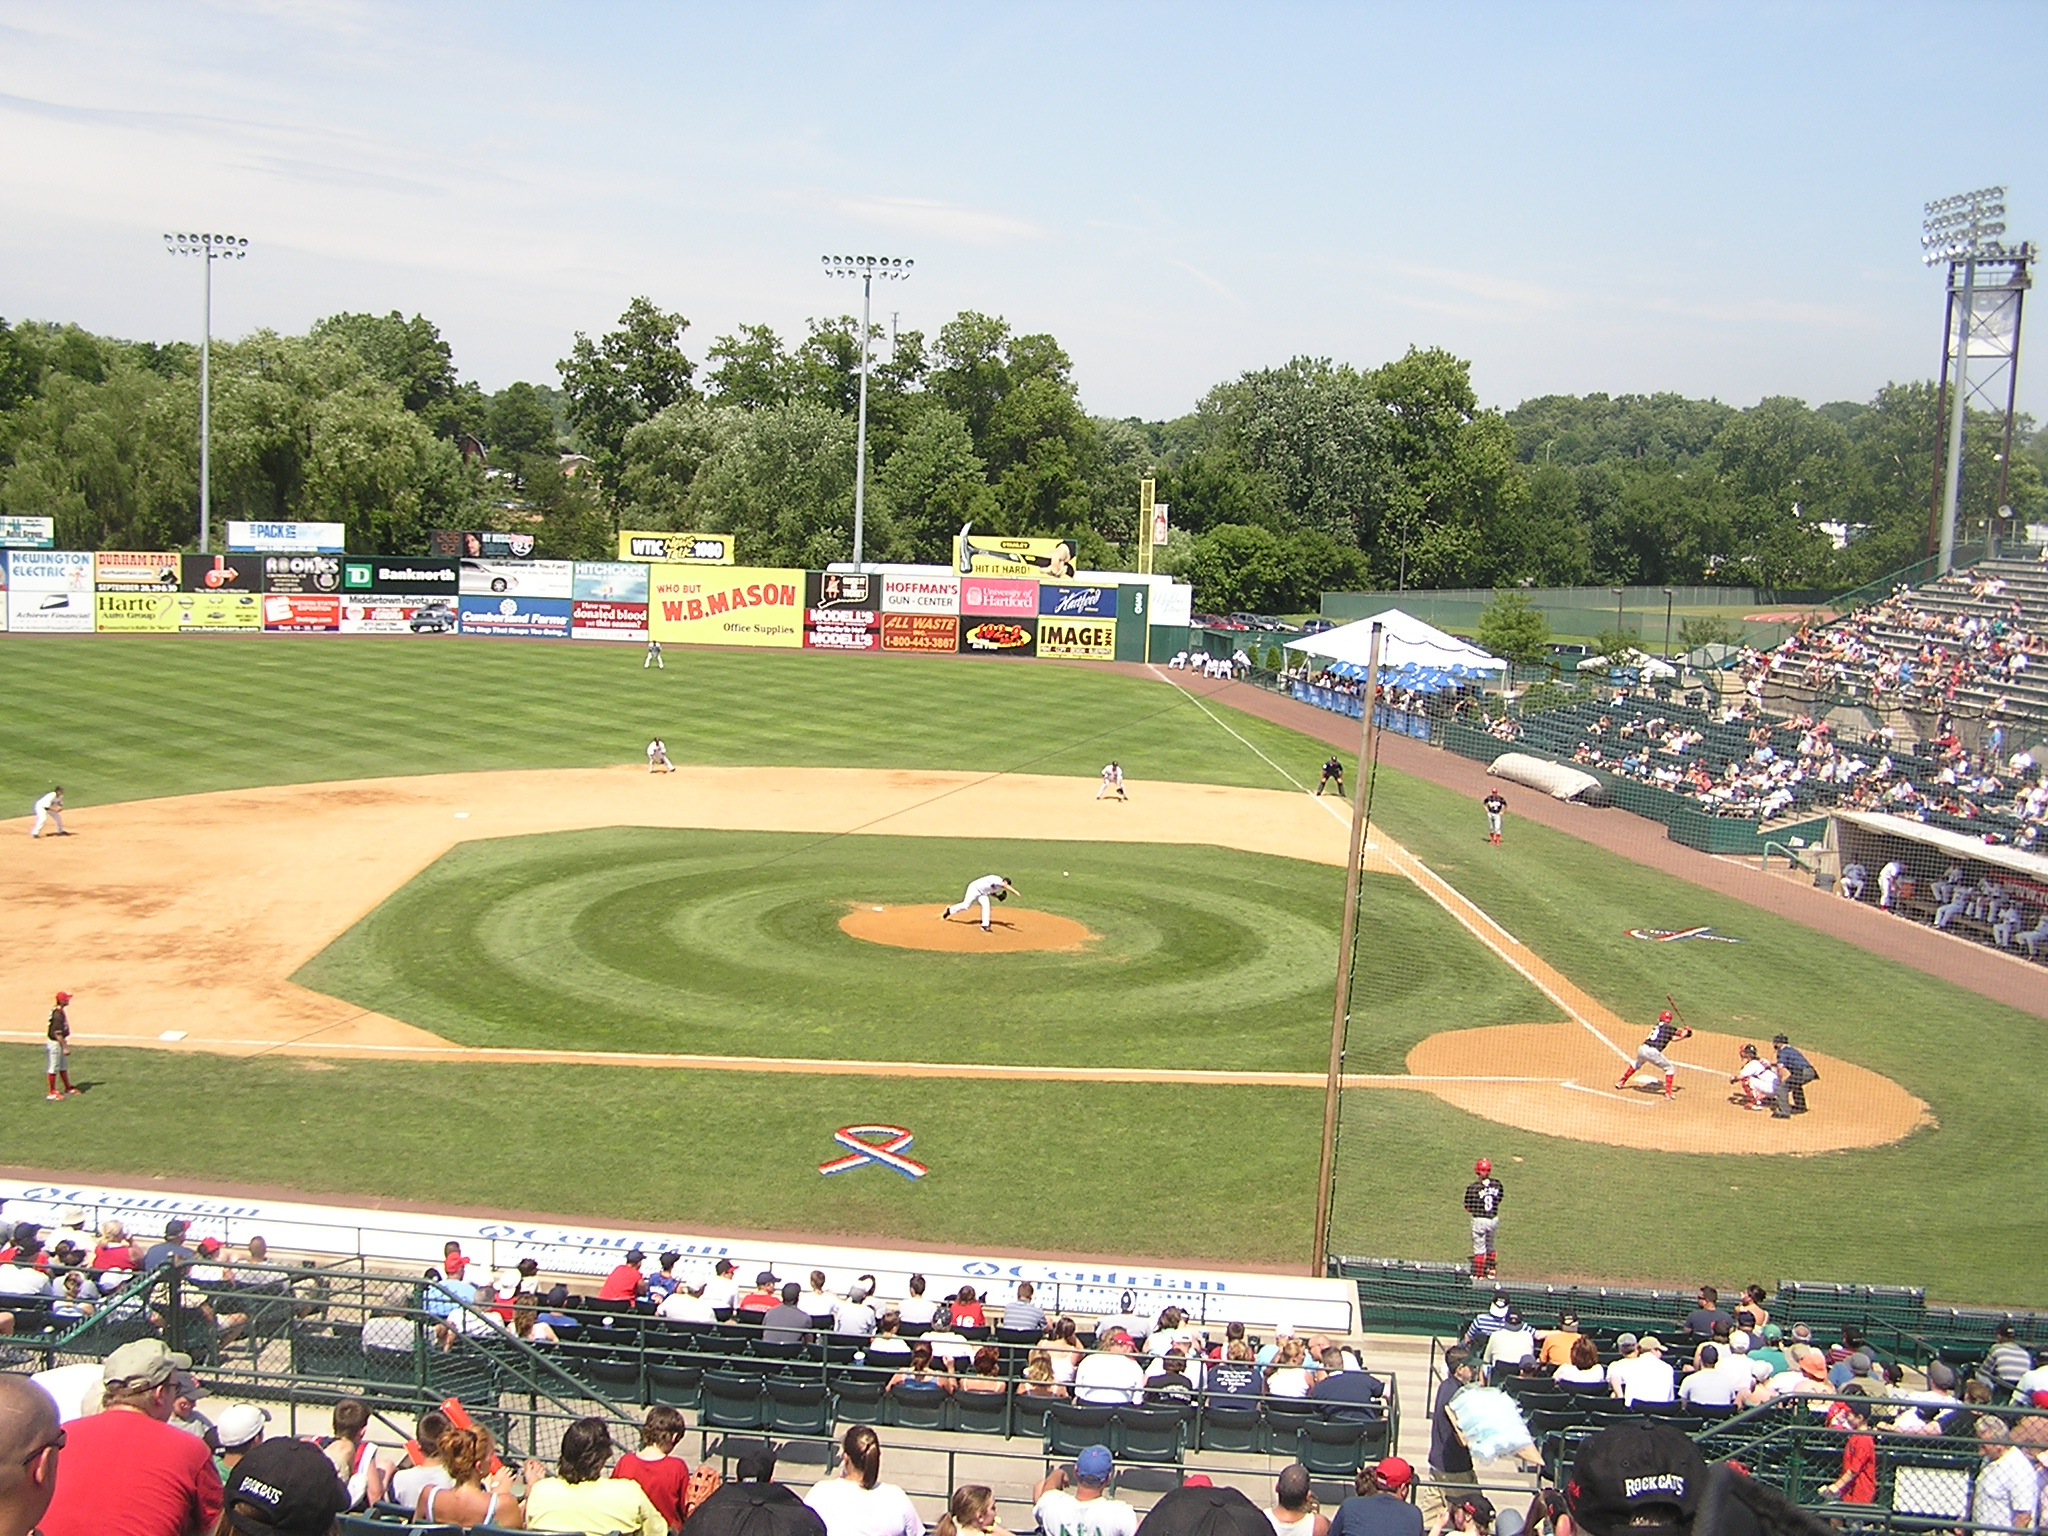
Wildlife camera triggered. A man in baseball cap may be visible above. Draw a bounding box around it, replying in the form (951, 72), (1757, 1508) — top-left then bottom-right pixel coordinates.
(1033, 1444), (1137, 1536)
(1327, 1457), (1422, 1536)
(221, 1438), (350, 1536)
(1565, 1423), (1705, 1536)
(39, 1340), (223, 1536)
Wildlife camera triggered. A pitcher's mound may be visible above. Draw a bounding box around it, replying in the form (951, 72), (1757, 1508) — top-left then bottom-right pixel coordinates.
(840, 904), (1099, 953)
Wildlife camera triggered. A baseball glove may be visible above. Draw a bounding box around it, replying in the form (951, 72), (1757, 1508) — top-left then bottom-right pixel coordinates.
(995, 889), (1009, 902)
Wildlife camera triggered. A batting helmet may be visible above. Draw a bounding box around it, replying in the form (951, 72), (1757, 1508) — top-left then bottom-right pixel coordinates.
(1474, 1158), (1492, 1176)
(1658, 1010), (1673, 1022)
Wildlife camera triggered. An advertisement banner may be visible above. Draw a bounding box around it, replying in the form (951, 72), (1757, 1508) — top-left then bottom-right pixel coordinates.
(0, 516), (55, 549)
(342, 558), (459, 595)
(647, 566), (802, 648)
(881, 573), (960, 614)
(226, 521), (345, 554)
(571, 600), (649, 642)
(182, 554), (260, 592)
(618, 531), (735, 565)
(1038, 583), (1117, 619)
(431, 530), (536, 560)
(572, 562), (651, 603)
(958, 617), (1037, 657)
(1037, 617), (1117, 661)
(261, 594), (341, 632)
(94, 551), (181, 590)
(961, 576), (1038, 617)
(261, 554), (344, 594)
(340, 597), (457, 635)
(7, 551), (93, 632)
(176, 591), (261, 631)
(880, 613), (959, 653)
(459, 594), (572, 639)
(460, 559), (574, 599)
(803, 620), (880, 652)
(805, 569), (880, 615)
(952, 532), (1079, 579)
(94, 592), (183, 633)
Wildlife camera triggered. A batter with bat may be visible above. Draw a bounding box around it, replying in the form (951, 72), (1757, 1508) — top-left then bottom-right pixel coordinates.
(941, 874), (1017, 932)
(1615, 998), (1693, 1099)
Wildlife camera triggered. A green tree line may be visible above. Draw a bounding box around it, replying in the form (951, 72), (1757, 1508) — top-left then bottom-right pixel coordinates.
(2, 301), (2037, 605)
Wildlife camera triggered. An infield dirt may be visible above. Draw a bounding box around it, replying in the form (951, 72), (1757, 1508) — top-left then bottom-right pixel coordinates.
(841, 903), (1100, 952)
(0, 763), (1926, 1153)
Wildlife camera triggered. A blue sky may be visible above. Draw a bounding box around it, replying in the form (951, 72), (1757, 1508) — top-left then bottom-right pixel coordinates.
(1, 2), (2041, 423)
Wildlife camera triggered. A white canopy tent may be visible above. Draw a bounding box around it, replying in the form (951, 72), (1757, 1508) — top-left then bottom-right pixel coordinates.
(1284, 608), (1506, 684)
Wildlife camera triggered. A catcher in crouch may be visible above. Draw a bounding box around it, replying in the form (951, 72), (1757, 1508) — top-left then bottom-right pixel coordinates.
(1615, 1009), (1691, 1099)
(941, 874), (1017, 932)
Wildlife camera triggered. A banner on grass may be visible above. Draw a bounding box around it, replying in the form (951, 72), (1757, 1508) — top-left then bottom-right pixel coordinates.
(459, 594), (572, 639)
(94, 552), (181, 590)
(648, 566), (802, 647)
(880, 613), (959, 652)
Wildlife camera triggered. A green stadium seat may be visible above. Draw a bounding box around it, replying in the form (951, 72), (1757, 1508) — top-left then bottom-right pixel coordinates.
(953, 1387), (1012, 1436)
(700, 1370), (765, 1429)
(1114, 1407), (1187, 1464)
(766, 1377), (830, 1436)
(887, 1384), (951, 1431)
(1299, 1417), (1369, 1477)
(1045, 1401), (1116, 1457)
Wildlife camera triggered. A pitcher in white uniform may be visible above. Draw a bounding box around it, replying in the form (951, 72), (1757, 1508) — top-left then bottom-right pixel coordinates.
(941, 874), (1016, 931)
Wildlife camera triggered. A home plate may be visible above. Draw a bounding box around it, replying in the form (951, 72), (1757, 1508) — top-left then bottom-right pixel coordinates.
(873, 906), (884, 912)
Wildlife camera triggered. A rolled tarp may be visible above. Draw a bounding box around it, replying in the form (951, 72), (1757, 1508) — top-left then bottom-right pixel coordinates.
(1488, 752), (1610, 806)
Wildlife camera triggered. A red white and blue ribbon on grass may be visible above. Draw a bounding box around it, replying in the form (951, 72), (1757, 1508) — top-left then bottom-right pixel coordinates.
(818, 1124), (928, 1180)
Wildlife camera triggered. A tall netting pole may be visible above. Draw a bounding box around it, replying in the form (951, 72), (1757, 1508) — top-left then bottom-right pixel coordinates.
(1312, 622), (1384, 1275)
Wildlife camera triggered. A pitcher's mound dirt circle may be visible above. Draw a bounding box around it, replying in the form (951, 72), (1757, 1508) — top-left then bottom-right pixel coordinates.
(840, 904), (1100, 953)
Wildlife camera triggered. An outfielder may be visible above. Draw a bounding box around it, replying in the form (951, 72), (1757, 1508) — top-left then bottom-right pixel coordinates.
(1482, 789), (1506, 845)
(1615, 1009), (1691, 1099)
(1463, 1159), (1504, 1278)
(1730, 1044), (1779, 1111)
(644, 639), (664, 669)
(646, 738), (675, 773)
(30, 786), (66, 838)
(1096, 762), (1127, 801)
(1318, 756), (1345, 797)
(46, 992), (78, 1100)
(941, 874), (1016, 932)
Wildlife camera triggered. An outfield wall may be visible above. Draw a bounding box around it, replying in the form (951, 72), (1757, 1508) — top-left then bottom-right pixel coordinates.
(0, 551), (1191, 665)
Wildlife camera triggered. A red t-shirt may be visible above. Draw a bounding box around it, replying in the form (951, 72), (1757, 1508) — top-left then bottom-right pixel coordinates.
(614, 1452), (691, 1529)
(1838, 1433), (1876, 1503)
(42, 1407), (225, 1536)
(951, 1301), (986, 1329)
(737, 1290), (777, 1313)
(598, 1263), (645, 1302)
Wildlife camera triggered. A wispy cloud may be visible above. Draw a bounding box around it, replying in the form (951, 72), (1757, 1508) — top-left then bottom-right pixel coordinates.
(830, 195), (1047, 247)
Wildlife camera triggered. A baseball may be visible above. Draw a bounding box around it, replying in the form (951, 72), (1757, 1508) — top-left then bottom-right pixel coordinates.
(1063, 871), (1069, 877)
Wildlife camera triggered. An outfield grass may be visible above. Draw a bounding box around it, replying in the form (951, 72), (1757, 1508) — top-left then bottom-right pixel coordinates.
(295, 829), (1549, 1069)
(0, 635), (1325, 810)
(3, 633), (2040, 1300)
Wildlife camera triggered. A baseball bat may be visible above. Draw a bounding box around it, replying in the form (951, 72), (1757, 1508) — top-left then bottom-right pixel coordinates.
(1665, 993), (1691, 1031)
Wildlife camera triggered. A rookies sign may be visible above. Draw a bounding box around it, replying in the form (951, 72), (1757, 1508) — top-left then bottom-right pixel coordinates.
(1038, 618), (1115, 661)
(649, 566), (802, 647)
(262, 555), (343, 594)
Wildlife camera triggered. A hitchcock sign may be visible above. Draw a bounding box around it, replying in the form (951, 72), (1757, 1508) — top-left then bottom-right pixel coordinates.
(0, 1178), (1355, 1331)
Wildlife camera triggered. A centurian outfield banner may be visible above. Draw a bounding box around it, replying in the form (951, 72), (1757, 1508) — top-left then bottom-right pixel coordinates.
(648, 566), (802, 648)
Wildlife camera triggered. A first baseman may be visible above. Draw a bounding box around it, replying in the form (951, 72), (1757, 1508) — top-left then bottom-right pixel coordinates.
(1463, 1158), (1504, 1278)
(1483, 789), (1506, 845)
(30, 786), (66, 838)
(1318, 756), (1345, 797)
(1096, 762), (1127, 801)
(1615, 1009), (1691, 1099)
(942, 874), (1016, 932)
(46, 991), (78, 1100)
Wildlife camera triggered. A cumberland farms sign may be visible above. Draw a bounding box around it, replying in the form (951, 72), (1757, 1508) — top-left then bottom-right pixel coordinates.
(649, 567), (803, 647)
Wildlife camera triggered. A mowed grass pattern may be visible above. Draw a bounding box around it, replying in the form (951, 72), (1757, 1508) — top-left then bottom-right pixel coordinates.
(294, 829), (1552, 1070)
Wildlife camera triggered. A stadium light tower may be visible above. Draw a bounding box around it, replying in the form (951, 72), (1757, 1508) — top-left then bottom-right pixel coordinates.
(821, 254), (913, 567)
(1922, 189), (2033, 571)
(164, 232), (250, 554)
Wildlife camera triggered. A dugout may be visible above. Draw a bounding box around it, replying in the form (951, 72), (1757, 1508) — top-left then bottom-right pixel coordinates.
(1830, 810), (2048, 926)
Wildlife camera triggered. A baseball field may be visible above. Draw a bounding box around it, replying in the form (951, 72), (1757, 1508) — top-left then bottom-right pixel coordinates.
(0, 635), (2039, 1303)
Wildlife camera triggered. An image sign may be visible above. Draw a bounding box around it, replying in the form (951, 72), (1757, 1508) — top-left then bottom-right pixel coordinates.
(1037, 618), (1116, 661)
